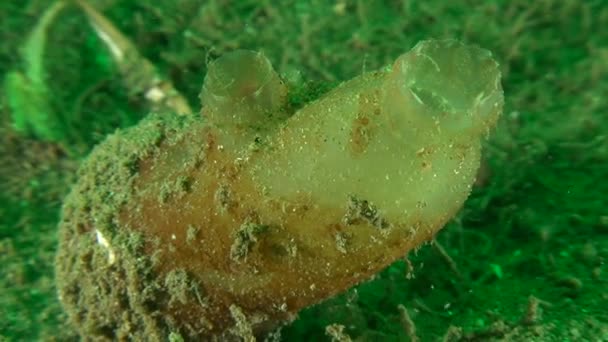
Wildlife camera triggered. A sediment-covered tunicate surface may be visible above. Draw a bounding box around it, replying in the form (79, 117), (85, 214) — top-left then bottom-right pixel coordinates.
(55, 39), (503, 340)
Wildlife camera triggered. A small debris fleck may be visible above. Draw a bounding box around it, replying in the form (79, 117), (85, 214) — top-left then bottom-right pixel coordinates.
(343, 195), (390, 229)
(164, 269), (191, 305)
(229, 305), (255, 342)
(214, 184), (234, 213)
(334, 231), (352, 254)
(159, 175), (193, 203)
(186, 225), (200, 245)
(325, 323), (352, 342)
(398, 304), (419, 342)
(230, 221), (269, 262)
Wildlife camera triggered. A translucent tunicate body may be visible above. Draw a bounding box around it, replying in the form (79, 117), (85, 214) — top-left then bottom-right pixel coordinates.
(55, 40), (503, 340)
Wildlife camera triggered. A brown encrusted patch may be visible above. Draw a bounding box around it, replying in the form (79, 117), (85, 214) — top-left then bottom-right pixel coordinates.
(349, 114), (372, 155)
(55, 113), (213, 340)
(349, 90), (380, 156)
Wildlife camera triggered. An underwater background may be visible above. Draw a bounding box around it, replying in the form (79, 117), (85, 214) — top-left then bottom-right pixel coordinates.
(1, 0), (607, 340)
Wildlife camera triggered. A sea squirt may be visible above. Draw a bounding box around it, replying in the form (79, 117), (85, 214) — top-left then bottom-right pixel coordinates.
(55, 39), (503, 340)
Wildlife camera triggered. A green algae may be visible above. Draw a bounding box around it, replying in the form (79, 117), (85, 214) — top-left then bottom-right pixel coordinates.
(1, 0), (607, 341)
